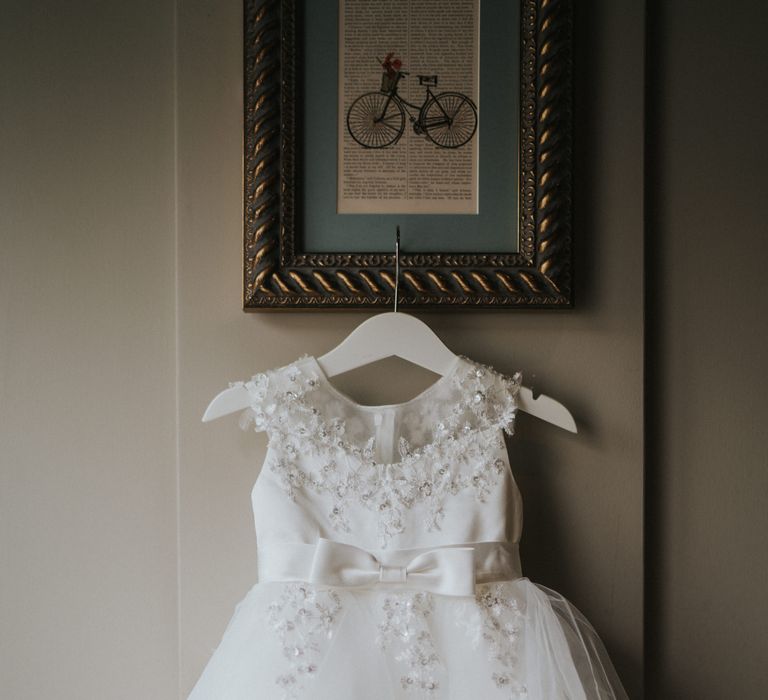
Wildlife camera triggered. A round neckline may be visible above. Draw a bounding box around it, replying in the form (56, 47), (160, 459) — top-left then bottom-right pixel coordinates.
(305, 354), (464, 412)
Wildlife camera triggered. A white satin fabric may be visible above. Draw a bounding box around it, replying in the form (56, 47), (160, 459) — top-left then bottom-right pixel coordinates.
(188, 355), (629, 699)
(260, 538), (522, 597)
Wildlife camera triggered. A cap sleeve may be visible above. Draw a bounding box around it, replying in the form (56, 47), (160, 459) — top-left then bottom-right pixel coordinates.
(460, 358), (522, 436)
(494, 369), (523, 436)
(231, 370), (274, 433)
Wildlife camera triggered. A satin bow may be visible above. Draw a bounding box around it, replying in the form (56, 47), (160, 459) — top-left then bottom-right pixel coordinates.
(307, 538), (476, 597)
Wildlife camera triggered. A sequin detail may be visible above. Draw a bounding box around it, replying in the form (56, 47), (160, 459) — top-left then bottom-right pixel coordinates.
(266, 583), (343, 700)
(236, 356), (521, 547)
(376, 591), (444, 694)
(456, 583), (527, 698)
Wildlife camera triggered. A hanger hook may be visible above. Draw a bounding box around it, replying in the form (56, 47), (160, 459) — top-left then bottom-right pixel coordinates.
(394, 226), (400, 312)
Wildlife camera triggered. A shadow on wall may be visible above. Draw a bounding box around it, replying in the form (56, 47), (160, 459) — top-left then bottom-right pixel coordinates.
(571, 2), (643, 694)
(511, 412), (642, 698)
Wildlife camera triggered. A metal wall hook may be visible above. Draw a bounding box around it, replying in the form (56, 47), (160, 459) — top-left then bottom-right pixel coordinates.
(394, 226), (401, 312)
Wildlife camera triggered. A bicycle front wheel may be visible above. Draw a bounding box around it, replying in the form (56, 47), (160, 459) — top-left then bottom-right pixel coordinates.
(347, 92), (405, 148)
(422, 92), (477, 148)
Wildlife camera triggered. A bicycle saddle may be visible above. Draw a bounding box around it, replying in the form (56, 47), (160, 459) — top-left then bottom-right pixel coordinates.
(417, 74), (438, 86)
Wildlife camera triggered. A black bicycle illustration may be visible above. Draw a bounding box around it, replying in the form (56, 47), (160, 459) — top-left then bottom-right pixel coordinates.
(346, 57), (477, 149)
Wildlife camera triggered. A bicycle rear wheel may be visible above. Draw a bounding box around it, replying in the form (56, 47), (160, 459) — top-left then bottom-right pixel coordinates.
(347, 92), (405, 148)
(422, 92), (477, 148)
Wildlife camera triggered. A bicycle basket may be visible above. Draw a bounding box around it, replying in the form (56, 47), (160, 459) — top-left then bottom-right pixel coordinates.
(380, 72), (398, 93)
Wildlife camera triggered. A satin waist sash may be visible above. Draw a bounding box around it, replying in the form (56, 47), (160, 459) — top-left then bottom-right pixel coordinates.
(257, 539), (522, 597)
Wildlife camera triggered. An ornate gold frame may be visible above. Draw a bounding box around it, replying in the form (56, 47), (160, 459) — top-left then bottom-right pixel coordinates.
(243, 0), (573, 309)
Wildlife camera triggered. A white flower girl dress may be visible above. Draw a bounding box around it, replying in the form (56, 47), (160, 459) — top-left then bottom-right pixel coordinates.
(188, 354), (629, 699)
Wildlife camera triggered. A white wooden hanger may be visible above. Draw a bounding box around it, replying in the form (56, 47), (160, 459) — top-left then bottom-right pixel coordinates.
(203, 229), (576, 432)
(312, 310), (577, 433)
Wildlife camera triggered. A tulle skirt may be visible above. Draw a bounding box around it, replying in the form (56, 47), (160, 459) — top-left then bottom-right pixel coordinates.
(188, 578), (628, 700)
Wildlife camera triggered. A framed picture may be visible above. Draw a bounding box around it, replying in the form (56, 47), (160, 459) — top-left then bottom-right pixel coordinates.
(243, 0), (573, 309)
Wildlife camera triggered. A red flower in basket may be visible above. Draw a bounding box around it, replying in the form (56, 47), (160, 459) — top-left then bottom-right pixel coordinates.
(382, 52), (402, 78)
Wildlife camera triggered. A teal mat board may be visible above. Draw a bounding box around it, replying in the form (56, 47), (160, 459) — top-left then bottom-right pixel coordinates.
(297, 0), (520, 254)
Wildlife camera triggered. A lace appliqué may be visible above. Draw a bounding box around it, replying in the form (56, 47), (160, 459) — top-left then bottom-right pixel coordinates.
(238, 356), (522, 547)
(235, 370), (273, 431)
(456, 583), (527, 698)
(376, 591), (445, 694)
(266, 583), (343, 700)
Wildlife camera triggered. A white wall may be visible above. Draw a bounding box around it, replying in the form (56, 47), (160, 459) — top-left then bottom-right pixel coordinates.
(2, 1), (645, 698)
(0, 1), (179, 698)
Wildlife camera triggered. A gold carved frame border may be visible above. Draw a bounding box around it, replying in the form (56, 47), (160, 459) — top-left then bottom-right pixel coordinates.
(243, 0), (573, 309)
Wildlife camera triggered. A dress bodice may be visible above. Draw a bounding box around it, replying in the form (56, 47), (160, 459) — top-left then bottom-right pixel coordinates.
(237, 355), (524, 560)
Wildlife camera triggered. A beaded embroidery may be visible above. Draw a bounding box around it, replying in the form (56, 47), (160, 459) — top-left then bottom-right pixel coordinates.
(266, 583), (343, 700)
(376, 591), (445, 694)
(235, 355), (521, 547)
(456, 583), (527, 698)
